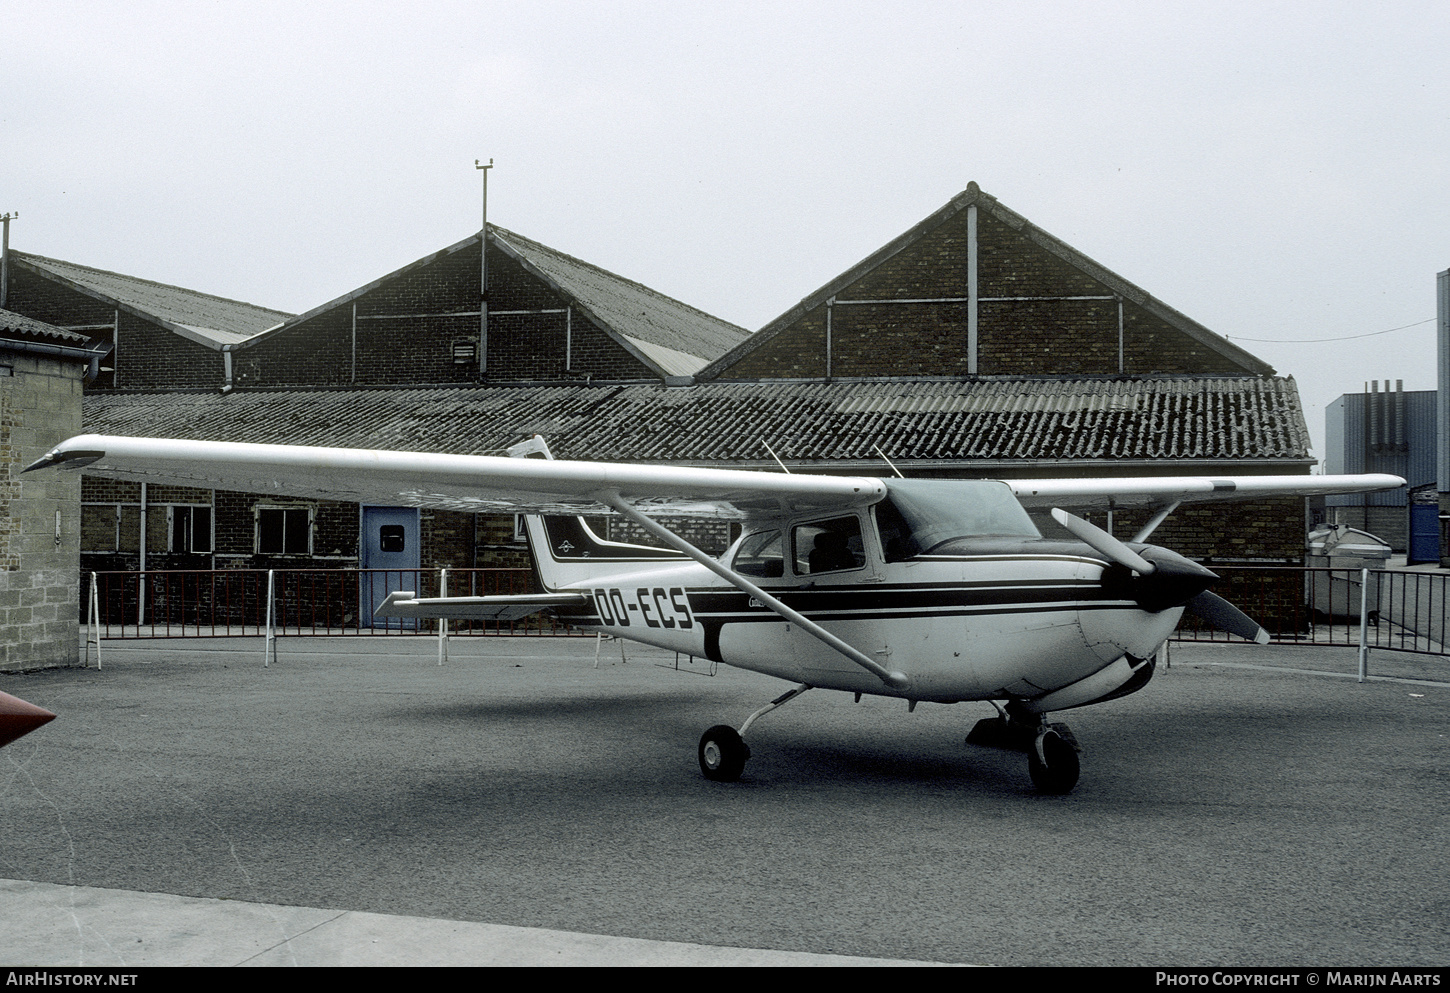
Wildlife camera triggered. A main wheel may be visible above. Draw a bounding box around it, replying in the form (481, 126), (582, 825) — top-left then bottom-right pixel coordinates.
(1028, 729), (1080, 795)
(699, 725), (750, 782)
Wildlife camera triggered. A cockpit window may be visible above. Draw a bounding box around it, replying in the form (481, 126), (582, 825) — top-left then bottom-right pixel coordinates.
(875, 478), (1039, 560)
(734, 530), (784, 578)
(793, 516), (866, 575)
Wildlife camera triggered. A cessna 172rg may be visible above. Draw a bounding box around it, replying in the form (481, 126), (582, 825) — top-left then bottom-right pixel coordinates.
(27, 433), (1403, 791)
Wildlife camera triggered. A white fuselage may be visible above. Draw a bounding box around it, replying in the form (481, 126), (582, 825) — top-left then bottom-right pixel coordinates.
(553, 552), (1179, 704)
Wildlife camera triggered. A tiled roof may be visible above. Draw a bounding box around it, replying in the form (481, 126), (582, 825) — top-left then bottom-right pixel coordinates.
(15, 254), (292, 348)
(83, 376), (1311, 470)
(0, 307), (94, 346)
(491, 227), (750, 375)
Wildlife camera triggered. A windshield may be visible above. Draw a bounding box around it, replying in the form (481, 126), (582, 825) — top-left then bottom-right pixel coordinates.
(875, 478), (1040, 560)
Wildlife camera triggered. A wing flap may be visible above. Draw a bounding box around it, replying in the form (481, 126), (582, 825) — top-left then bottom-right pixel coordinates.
(1009, 474), (1405, 510)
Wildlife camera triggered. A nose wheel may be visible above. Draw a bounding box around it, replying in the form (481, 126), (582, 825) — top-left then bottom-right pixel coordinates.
(1028, 727), (1080, 794)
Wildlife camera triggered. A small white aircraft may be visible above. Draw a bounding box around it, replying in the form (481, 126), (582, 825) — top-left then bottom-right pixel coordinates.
(28, 433), (1403, 791)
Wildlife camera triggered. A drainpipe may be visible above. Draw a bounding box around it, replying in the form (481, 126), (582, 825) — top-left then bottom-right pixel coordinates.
(138, 482), (147, 627)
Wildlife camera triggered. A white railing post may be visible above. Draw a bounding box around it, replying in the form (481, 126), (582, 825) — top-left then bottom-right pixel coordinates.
(86, 572), (101, 669)
(264, 569), (276, 668)
(437, 567), (449, 665)
(1357, 567), (1370, 682)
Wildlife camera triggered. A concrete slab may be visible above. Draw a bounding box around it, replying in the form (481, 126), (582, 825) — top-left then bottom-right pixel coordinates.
(0, 879), (947, 966)
(2, 635), (1446, 966)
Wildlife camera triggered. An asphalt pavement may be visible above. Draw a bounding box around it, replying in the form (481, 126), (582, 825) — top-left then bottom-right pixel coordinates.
(1, 634), (1446, 967)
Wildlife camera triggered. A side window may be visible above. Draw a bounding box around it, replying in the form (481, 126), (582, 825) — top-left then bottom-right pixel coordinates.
(257, 506), (312, 555)
(793, 516), (865, 575)
(378, 525), (405, 552)
(733, 530), (784, 578)
(170, 505), (213, 553)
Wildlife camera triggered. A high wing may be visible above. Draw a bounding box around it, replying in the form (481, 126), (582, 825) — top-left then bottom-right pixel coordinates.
(1007, 474), (1406, 510)
(28, 435), (1404, 520)
(25, 434), (886, 519)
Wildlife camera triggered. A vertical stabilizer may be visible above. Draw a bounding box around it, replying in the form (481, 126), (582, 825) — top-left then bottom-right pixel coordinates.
(506, 436), (685, 590)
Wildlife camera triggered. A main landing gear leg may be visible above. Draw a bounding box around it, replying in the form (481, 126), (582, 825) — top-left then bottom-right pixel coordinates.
(698, 683), (812, 782)
(966, 701), (1080, 795)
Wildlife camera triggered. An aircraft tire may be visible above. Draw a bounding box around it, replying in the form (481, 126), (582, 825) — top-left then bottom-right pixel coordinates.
(699, 725), (749, 782)
(1028, 729), (1080, 795)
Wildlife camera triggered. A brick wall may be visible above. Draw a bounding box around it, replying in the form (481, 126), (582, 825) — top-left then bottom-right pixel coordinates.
(727, 208), (1258, 379)
(235, 240), (655, 387)
(0, 350), (84, 670)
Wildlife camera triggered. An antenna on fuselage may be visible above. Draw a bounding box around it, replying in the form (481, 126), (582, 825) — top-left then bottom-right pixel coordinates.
(872, 443), (905, 478)
(760, 439), (791, 474)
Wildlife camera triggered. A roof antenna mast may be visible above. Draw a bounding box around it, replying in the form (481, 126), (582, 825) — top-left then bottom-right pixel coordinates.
(475, 159), (493, 377)
(872, 443), (905, 478)
(0, 212), (16, 309)
(761, 438), (792, 474)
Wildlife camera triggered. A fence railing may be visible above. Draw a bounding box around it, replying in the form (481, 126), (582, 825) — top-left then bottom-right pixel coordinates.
(82, 564), (1450, 661)
(1172, 565), (1450, 658)
(82, 567), (581, 639)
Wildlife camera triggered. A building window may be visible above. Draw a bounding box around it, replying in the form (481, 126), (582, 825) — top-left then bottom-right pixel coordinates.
(257, 506), (312, 555)
(170, 506), (212, 554)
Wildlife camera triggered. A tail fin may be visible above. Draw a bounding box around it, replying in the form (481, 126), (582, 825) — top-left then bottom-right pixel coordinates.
(506, 436), (684, 590)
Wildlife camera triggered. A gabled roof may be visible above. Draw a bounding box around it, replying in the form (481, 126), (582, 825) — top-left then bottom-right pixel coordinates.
(239, 226), (750, 379)
(699, 182), (1274, 380)
(13, 254), (293, 349)
(82, 375), (1312, 470)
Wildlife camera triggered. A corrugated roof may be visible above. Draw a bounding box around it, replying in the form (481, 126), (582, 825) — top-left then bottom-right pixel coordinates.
(0, 307), (94, 346)
(15, 254), (292, 348)
(82, 376), (1311, 469)
(491, 227), (750, 373)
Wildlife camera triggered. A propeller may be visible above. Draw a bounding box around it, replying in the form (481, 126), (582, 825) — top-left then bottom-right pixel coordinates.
(1185, 590), (1271, 644)
(1051, 508), (1156, 575)
(1052, 507), (1269, 642)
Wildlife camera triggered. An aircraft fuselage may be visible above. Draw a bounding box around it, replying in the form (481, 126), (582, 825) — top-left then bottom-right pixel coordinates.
(552, 543), (1182, 705)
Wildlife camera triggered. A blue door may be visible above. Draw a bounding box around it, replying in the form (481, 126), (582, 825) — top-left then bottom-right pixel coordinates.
(359, 506), (421, 628)
(1409, 504), (1440, 565)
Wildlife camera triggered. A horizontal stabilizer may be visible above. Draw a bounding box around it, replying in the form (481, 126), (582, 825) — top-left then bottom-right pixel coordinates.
(375, 590), (589, 622)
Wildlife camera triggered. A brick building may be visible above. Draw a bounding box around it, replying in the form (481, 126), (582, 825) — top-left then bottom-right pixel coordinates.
(4, 253), (292, 391)
(4, 183), (1323, 633)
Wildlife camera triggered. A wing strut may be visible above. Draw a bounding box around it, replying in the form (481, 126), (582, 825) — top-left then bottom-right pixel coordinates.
(598, 492), (911, 691)
(1132, 501), (1181, 543)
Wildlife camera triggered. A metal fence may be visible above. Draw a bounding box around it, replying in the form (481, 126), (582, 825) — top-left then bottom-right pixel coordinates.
(82, 564), (1450, 660)
(82, 567), (580, 639)
(1172, 565), (1450, 659)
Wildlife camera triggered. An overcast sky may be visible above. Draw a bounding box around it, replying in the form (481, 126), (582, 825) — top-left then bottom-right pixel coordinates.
(5, 1), (1447, 462)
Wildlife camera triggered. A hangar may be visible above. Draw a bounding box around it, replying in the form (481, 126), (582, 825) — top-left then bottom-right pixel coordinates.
(2, 184), (1317, 635)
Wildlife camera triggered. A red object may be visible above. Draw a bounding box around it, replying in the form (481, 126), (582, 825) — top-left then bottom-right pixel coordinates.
(0, 690), (56, 748)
